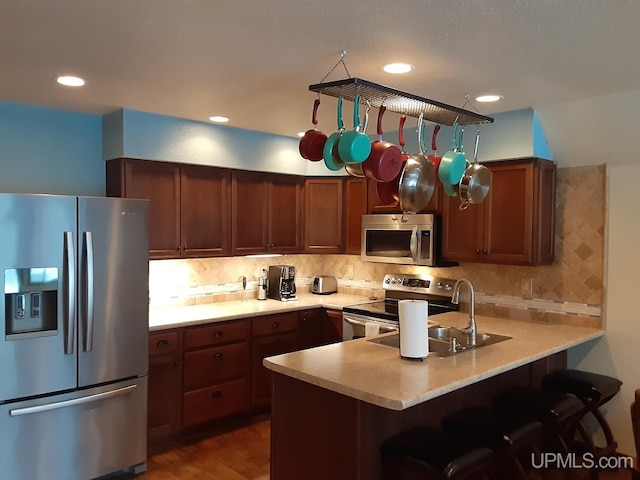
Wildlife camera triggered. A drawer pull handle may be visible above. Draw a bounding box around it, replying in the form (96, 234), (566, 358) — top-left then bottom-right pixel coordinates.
(272, 336), (280, 343)
(214, 353), (224, 360)
(272, 322), (280, 329)
(156, 340), (169, 347)
(211, 390), (222, 399)
(213, 331), (224, 338)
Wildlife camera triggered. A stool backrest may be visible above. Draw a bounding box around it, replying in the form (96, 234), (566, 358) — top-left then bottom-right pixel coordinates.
(632, 389), (640, 461)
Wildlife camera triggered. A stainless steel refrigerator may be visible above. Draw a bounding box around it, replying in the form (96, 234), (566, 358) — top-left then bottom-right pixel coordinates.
(0, 193), (149, 480)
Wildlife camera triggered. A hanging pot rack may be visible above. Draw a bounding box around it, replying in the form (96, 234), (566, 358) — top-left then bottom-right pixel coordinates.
(308, 77), (493, 127)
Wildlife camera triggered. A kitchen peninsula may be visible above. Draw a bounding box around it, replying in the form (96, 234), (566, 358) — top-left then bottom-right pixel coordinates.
(264, 312), (603, 480)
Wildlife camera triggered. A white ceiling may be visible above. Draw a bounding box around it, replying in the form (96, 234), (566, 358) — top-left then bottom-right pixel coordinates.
(2, 0), (639, 138)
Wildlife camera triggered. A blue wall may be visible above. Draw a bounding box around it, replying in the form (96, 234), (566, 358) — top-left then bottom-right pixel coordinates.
(103, 109), (318, 176)
(0, 102), (103, 195)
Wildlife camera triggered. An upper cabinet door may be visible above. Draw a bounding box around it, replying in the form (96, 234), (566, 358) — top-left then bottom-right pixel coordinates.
(181, 165), (231, 258)
(268, 175), (303, 253)
(441, 158), (556, 266)
(111, 159), (181, 259)
(304, 178), (344, 254)
(343, 177), (368, 255)
(231, 171), (269, 255)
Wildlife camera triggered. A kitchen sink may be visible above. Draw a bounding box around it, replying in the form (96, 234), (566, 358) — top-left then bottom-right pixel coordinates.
(369, 325), (511, 357)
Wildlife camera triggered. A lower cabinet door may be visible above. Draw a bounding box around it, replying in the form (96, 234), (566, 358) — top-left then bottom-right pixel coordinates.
(182, 378), (249, 427)
(251, 332), (298, 407)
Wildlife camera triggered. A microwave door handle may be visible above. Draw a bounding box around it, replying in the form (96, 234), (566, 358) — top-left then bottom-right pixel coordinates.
(409, 227), (419, 262)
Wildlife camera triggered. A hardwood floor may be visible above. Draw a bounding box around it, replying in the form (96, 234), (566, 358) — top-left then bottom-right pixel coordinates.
(129, 415), (270, 480)
(120, 415), (633, 480)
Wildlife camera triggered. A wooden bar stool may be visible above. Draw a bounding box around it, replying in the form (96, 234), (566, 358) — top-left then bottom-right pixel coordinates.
(380, 426), (494, 480)
(441, 405), (543, 480)
(542, 369), (622, 458)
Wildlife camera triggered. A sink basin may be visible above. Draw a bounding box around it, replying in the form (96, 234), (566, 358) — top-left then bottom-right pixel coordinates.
(369, 325), (511, 357)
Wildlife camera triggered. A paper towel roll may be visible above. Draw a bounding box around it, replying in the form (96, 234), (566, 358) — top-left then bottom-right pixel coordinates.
(398, 299), (429, 359)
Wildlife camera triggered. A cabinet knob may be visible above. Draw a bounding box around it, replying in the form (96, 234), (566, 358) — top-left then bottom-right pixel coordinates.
(302, 317), (307, 323)
(214, 352), (224, 360)
(156, 339), (169, 347)
(476, 249), (481, 254)
(213, 331), (224, 338)
(272, 336), (280, 343)
(483, 249), (488, 254)
(272, 322), (280, 329)
(211, 390), (222, 399)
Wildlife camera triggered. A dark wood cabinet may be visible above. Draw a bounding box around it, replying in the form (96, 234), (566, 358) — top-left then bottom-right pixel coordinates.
(250, 313), (299, 408)
(298, 309), (325, 350)
(343, 178), (368, 254)
(304, 178), (344, 253)
(180, 165), (230, 257)
(323, 309), (344, 344)
(299, 309), (344, 349)
(442, 158), (556, 265)
(231, 171), (303, 255)
(147, 330), (183, 446)
(106, 158), (230, 259)
(182, 321), (250, 428)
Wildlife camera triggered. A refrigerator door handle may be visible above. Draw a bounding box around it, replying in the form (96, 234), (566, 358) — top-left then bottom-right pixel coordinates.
(9, 384), (138, 417)
(64, 231), (76, 355)
(82, 231), (95, 352)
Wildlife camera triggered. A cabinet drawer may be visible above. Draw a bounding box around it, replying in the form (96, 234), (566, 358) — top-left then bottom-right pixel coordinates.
(184, 321), (249, 349)
(149, 331), (179, 356)
(252, 313), (298, 337)
(183, 342), (249, 389)
(182, 378), (249, 427)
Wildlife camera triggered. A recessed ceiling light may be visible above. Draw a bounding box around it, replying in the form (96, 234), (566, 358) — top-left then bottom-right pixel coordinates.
(475, 94), (503, 103)
(382, 63), (414, 74)
(209, 116), (230, 123)
(56, 75), (86, 87)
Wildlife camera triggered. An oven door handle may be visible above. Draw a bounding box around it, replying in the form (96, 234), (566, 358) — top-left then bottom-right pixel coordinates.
(343, 315), (398, 333)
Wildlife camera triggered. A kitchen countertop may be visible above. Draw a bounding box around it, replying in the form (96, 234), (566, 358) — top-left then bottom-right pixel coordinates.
(148, 292), (376, 331)
(263, 311), (604, 411)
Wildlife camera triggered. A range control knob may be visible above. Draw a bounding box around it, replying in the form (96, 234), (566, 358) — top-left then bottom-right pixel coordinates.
(384, 278), (391, 284)
(390, 278), (398, 284)
(444, 284), (453, 291)
(436, 282), (443, 289)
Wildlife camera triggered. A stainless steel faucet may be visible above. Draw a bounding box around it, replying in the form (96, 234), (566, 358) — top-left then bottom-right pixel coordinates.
(451, 278), (476, 345)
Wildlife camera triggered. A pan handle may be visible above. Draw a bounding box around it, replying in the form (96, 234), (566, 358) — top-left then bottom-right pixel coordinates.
(398, 114), (407, 148)
(473, 128), (480, 164)
(311, 98), (320, 127)
(376, 105), (386, 140)
(336, 97), (344, 131)
(431, 125), (441, 152)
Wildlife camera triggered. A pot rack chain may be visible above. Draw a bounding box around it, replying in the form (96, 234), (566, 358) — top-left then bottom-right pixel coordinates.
(318, 50), (352, 85)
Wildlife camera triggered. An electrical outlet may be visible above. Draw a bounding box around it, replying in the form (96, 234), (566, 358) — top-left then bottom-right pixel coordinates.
(521, 278), (533, 297)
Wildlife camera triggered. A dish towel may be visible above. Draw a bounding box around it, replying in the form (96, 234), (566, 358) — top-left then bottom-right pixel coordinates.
(365, 322), (381, 337)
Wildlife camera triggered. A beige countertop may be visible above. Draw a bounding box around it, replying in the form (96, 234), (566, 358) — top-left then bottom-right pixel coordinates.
(263, 311), (604, 411)
(149, 292), (376, 331)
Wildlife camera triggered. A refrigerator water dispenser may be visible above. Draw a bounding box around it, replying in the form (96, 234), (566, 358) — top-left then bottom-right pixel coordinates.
(4, 267), (58, 338)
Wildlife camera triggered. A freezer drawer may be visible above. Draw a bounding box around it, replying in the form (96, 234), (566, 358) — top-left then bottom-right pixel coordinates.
(0, 377), (147, 480)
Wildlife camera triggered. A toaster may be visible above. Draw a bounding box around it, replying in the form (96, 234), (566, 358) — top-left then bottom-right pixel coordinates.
(312, 276), (337, 295)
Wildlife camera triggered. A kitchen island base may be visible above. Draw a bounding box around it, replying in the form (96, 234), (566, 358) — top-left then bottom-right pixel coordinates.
(270, 352), (565, 480)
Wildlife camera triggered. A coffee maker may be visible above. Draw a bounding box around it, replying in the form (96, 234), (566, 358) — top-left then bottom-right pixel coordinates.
(267, 265), (297, 302)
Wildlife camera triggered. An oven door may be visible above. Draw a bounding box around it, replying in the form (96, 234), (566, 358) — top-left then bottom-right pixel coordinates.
(342, 312), (398, 341)
(361, 225), (434, 266)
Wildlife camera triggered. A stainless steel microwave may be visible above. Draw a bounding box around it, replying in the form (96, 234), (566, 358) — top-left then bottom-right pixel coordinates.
(361, 214), (440, 266)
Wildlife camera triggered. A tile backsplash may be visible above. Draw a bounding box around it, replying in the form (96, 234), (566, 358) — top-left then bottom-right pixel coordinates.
(149, 164), (606, 328)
